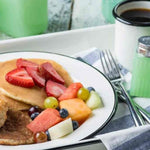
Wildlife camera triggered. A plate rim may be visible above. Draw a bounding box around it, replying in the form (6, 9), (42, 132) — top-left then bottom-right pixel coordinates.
(0, 50), (118, 148)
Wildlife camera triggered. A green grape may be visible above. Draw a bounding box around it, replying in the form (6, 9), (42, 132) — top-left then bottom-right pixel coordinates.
(77, 87), (90, 101)
(44, 97), (58, 109)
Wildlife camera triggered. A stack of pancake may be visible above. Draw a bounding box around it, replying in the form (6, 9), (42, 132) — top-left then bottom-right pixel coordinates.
(0, 58), (73, 145)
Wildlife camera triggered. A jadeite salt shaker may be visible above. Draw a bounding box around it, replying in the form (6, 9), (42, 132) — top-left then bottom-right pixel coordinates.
(0, 0), (48, 38)
(130, 36), (150, 98)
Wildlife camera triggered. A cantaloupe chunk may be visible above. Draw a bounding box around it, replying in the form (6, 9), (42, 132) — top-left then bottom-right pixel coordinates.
(59, 98), (91, 124)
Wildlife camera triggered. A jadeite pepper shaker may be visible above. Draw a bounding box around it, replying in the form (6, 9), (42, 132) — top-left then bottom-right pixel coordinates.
(0, 0), (48, 38)
(130, 36), (150, 98)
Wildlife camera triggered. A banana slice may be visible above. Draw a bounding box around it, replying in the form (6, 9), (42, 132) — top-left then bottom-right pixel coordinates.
(48, 118), (73, 140)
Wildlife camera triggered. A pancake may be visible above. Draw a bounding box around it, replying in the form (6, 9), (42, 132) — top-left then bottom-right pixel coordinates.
(0, 110), (34, 145)
(0, 59), (73, 108)
(0, 99), (8, 128)
(0, 92), (31, 111)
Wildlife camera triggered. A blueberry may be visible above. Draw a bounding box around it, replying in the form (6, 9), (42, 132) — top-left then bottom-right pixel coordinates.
(72, 121), (79, 130)
(28, 106), (41, 117)
(45, 130), (51, 141)
(56, 106), (60, 111)
(31, 112), (40, 120)
(87, 87), (95, 92)
(59, 109), (69, 118)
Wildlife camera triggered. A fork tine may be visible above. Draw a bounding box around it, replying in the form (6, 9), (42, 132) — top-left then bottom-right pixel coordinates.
(104, 50), (117, 79)
(103, 50), (112, 74)
(107, 50), (121, 77)
(101, 50), (114, 80)
(105, 50), (120, 78)
(99, 51), (107, 75)
(105, 50), (116, 75)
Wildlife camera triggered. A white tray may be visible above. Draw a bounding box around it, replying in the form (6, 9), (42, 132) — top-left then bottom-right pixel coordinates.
(0, 25), (115, 150)
(0, 24), (114, 55)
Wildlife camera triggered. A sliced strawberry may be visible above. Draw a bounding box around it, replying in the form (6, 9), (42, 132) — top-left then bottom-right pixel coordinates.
(58, 82), (83, 101)
(5, 68), (34, 88)
(16, 58), (39, 71)
(46, 80), (67, 98)
(41, 62), (65, 84)
(26, 67), (46, 88)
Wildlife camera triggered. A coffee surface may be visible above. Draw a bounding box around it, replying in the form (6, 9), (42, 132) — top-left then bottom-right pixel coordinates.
(120, 9), (150, 22)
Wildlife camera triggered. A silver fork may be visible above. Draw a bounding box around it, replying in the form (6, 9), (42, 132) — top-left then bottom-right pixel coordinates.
(99, 50), (145, 126)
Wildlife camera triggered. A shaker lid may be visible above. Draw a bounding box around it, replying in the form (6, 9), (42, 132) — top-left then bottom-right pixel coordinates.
(138, 36), (150, 57)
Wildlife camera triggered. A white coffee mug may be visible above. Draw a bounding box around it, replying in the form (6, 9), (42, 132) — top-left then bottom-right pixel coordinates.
(113, 0), (150, 72)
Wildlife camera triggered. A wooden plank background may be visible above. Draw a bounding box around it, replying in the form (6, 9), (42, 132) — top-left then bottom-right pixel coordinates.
(0, 0), (107, 40)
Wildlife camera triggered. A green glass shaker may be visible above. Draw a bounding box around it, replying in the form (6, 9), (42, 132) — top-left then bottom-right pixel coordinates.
(130, 36), (150, 98)
(101, 0), (124, 24)
(0, 0), (48, 38)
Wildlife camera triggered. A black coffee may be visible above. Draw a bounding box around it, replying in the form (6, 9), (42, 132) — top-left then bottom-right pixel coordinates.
(120, 9), (150, 22)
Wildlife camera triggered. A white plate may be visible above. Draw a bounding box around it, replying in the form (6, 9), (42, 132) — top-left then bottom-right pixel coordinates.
(0, 51), (117, 150)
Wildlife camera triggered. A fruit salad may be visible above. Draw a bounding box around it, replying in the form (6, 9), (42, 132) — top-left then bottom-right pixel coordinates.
(4, 58), (103, 144)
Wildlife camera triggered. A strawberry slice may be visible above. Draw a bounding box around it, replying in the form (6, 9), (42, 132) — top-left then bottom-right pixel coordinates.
(41, 62), (65, 84)
(5, 68), (34, 88)
(26, 67), (46, 88)
(46, 80), (67, 98)
(16, 58), (39, 71)
(58, 82), (83, 101)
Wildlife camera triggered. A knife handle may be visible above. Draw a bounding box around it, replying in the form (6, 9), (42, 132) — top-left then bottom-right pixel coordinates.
(119, 83), (145, 126)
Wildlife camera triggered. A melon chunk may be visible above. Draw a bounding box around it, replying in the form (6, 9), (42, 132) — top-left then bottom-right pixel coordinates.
(27, 108), (63, 133)
(48, 118), (73, 140)
(86, 91), (103, 110)
(60, 98), (91, 124)
(58, 82), (83, 101)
